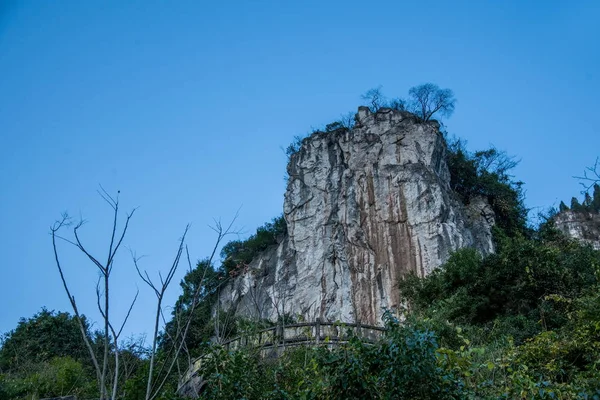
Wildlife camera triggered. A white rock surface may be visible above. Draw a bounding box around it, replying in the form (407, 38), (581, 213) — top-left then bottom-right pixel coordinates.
(554, 210), (600, 250)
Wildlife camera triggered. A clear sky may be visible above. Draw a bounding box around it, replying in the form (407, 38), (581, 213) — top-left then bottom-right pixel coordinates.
(1, 0), (598, 340)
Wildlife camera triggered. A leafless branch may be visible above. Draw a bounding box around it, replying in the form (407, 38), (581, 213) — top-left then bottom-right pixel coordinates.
(50, 189), (137, 400)
(575, 157), (600, 193)
(117, 291), (139, 339)
(51, 215), (103, 392)
(147, 213), (239, 400)
(135, 225), (189, 400)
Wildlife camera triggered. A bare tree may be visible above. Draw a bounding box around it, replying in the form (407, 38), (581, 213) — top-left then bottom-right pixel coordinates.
(339, 111), (356, 130)
(133, 215), (238, 400)
(51, 188), (137, 400)
(361, 86), (386, 113)
(132, 225), (189, 400)
(473, 146), (520, 180)
(575, 157), (600, 193)
(388, 98), (407, 111)
(408, 83), (456, 122)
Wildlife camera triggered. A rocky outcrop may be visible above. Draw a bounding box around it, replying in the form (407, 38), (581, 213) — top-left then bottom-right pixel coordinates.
(217, 107), (495, 325)
(554, 210), (600, 250)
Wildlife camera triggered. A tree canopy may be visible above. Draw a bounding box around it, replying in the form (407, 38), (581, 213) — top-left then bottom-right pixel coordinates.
(0, 308), (91, 373)
(408, 83), (456, 121)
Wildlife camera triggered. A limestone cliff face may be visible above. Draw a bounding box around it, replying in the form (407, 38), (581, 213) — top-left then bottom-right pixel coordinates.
(554, 210), (600, 250)
(217, 107), (495, 325)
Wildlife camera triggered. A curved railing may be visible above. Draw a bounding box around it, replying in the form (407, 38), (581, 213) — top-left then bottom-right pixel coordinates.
(178, 318), (387, 397)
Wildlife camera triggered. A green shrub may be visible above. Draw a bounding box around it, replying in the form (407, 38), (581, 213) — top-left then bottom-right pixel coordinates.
(446, 140), (527, 237)
(0, 357), (96, 400)
(221, 215), (287, 276)
(401, 232), (599, 338)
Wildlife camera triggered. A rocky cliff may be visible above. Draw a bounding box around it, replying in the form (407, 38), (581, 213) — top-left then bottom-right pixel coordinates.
(554, 210), (600, 250)
(217, 107), (495, 325)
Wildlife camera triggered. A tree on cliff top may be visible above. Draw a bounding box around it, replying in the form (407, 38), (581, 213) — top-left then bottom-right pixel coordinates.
(361, 86), (386, 113)
(408, 83), (456, 122)
(361, 83), (456, 121)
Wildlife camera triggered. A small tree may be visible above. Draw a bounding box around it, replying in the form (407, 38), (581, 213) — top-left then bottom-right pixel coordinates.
(408, 83), (456, 122)
(339, 111), (356, 130)
(571, 197), (583, 211)
(388, 98), (407, 111)
(361, 86), (386, 113)
(593, 184), (600, 212)
(559, 201), (569, 212)
(51, 188), (138, 400)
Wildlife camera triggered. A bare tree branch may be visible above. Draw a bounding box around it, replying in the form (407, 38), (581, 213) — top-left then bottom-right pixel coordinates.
(135, 225), (190, 400)
(575, 157), (600, 193)
(51, 215), (103, 392)
(146, 214), (239, 400)
(51, 189), (137, 400)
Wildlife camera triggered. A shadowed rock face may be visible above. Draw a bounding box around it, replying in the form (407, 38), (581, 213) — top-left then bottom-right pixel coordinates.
(217, 107), (495, 325)
(554, 210), (600, 250)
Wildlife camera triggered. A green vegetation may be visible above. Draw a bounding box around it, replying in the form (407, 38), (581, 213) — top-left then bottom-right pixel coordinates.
(193, 314), (466, 400)
(0, 308), (90, 372)
(0, 309), (161, 400)
(445, 139), (528, 237)
(0, 309), (96, 400)
(396, 224), (600, 398)
(185, 225), (600, 399)
(221, 215), (286, 276)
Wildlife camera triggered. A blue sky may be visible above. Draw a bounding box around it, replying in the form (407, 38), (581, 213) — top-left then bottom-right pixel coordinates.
(1, 0), (598, 339)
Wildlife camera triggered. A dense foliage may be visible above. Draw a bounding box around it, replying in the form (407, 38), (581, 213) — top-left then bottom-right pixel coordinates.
(220, 215), (287, 276)
(0, 309), (155, 400)
(0, 308), (91, 372)
(0, 310), (97, 399)
(193, 313), (466, 400)
(187, 226), (600, 399)
(396, 225), (600, 398)
(445, 140), (528, 237)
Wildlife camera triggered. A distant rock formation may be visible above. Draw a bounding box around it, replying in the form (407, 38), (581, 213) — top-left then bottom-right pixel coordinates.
(216, 107), (495, 325)
(554, 210), (600, 250)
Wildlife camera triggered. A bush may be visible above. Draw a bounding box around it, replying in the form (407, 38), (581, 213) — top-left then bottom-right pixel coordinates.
(221, 215), (287, 276)
(401, 231), (600, 340)
(0, 308), (92, 374)
(446, 140), (527, 236)
(561, 184), (600, 214)
(0, 356), (96, 400)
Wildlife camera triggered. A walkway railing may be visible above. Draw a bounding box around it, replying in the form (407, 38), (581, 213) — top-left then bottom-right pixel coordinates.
(178, 318), (387, 396)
